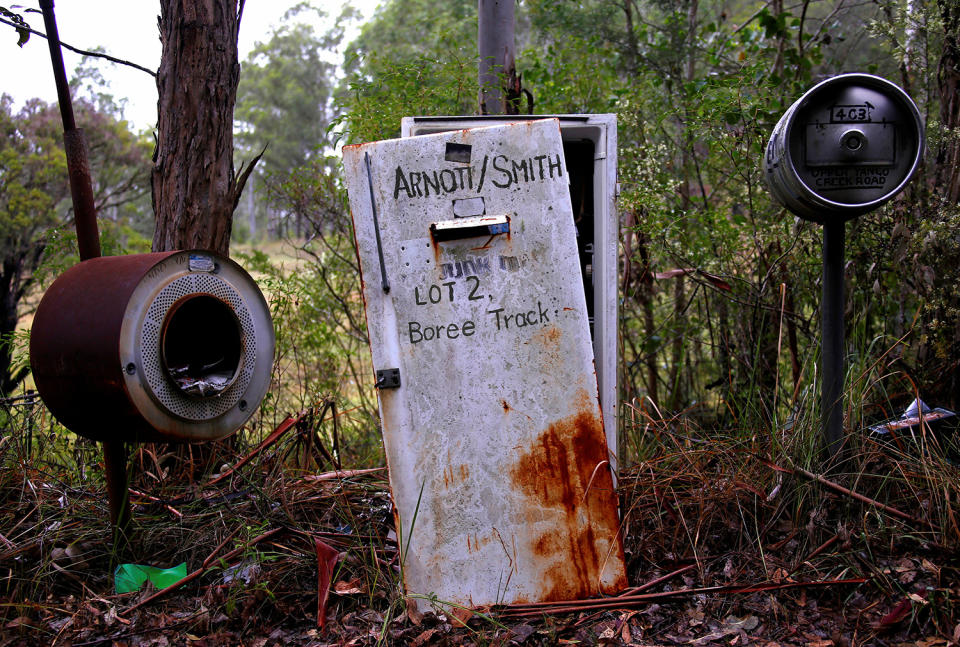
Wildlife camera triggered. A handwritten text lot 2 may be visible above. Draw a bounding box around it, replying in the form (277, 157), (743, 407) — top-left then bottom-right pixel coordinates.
(405, 276), (553, 345)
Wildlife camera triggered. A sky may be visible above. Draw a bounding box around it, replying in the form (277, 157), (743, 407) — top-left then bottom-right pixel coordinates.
(0, 0), (380, 131)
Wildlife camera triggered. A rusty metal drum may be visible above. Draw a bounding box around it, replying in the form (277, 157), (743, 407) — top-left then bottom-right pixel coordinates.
(764, 73), (924, 222)
(30, 250), (274, 443)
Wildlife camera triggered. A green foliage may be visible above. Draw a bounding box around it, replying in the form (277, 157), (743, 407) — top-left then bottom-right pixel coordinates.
(334, 0), (478, 144)
(0, 5), (31, 47)
(238, 156), (382, 464)
(0, 86), (151, 393)
(235, 19), (337, 172)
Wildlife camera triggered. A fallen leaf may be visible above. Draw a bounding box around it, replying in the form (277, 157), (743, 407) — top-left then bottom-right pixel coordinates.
(726, 615), (759, 632)
(4, 616), (33, 629)
(509, 624), (536, 643)
(411, 628), (438, 647)
(314, 537), (340, 630)
(449, 606), (473, 628)
(406, 596), (424, 626)
(334, 578), (367, 595)
(877, 598), (912, 628)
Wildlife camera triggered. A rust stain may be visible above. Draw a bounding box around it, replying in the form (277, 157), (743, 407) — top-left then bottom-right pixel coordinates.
(509, 398), (626, 601)
(466, 533), (492, 553)
(430, 234), (442, 267)
(470, 235), (496, 251)
(440, 463), (471, 490)
(531, 324), (562, 349)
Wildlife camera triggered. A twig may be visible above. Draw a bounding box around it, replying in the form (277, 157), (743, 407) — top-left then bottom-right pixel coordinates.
(617, 563), (697, 597)
(128, 488), (182, 518)
(205, 411), (308, 487)
(499, 577), (868, 617)
(575, 564), (697, 626)
(754, 455), (936, 530)
(790, 533), (840, 576)
(297, 467), (387, 483)
(0, 15), (156, 77)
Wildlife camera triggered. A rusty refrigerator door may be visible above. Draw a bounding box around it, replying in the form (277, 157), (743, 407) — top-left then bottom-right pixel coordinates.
(343, 119), (626, 608)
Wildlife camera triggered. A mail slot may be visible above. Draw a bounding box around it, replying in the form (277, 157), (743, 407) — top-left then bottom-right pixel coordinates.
(30, 250), (275, 443)
(765, 73), (924, 222)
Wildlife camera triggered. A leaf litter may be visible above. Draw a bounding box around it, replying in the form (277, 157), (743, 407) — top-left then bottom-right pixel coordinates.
(0, 407), (959, 645)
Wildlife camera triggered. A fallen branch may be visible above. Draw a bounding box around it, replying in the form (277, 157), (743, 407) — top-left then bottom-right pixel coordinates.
(616, 563), (697, 597)
(297, 467), (387, 484)
(498, 577), (868, 618)
(574, 564), (698, 626)
(754, 455), (935, 530)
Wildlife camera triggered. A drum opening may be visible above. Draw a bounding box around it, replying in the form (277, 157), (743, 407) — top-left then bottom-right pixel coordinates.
(161, 294), (243, 398)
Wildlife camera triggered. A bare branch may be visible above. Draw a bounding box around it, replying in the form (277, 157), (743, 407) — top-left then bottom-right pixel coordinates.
(0, 15), (156, 77)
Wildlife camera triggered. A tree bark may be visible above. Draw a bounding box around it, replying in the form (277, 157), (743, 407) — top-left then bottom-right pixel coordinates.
(152, 0), (250, 255)
(937, 0), (960, 203)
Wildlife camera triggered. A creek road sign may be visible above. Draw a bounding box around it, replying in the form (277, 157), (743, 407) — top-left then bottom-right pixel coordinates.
(343, 119), (627, 608)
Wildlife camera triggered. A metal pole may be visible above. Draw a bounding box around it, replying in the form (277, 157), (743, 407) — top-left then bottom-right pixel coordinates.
(477, 0), (515, 115)
(821, 219), (845, 461)
(39, 0), (129, 541)
(38, 0), (101, 261)
(103, 441), (132, 541)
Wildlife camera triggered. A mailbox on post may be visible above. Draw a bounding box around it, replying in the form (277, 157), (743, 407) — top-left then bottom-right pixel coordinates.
(764, 74), (924, 459)
(30, 250), (275, 444)
(765, 73), (924, 222)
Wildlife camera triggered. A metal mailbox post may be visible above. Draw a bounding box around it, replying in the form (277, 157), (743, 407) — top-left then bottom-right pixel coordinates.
(343, 120), (626, 608)
(401, 114), (619, 472)
(765, 74), (924, 459)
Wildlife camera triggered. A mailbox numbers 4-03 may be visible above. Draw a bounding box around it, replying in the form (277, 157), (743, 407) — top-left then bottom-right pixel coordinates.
(413, 276), (484, 305)
(831, 104), (872, 122)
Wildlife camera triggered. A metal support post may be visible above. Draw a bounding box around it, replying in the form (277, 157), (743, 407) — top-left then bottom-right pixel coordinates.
(40, 0), (130, 539)
(821, 220), (845, 461)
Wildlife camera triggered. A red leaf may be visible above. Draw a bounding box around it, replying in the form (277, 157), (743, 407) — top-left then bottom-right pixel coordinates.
(878, 597), (912, 627)
(698, 270), (732, 292)
(314, 538), (340, 630)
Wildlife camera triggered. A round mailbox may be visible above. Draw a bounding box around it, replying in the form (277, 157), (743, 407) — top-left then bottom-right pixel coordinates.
(30, 250), (275, 443)
(765, 73), (924, 222)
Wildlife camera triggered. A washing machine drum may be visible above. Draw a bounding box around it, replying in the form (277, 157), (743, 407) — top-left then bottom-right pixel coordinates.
(30, 250), (275, 443)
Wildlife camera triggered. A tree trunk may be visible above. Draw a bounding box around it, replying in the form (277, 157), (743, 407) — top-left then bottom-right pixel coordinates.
(149, 0), (257, 478)
(152, 0), (250, 255)
(937, 0), (960, 203)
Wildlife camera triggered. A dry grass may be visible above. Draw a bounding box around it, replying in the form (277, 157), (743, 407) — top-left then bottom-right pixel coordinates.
(1, 386), (959, 644)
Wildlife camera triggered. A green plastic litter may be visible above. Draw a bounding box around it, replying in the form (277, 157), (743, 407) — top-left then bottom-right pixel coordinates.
(114, 562), (188, 594)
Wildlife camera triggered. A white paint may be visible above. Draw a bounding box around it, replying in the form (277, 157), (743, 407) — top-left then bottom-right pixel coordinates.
(401, 114), (620, 475)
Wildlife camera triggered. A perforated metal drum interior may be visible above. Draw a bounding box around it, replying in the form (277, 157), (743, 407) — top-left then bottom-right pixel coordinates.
(140, 273), (256, 421)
